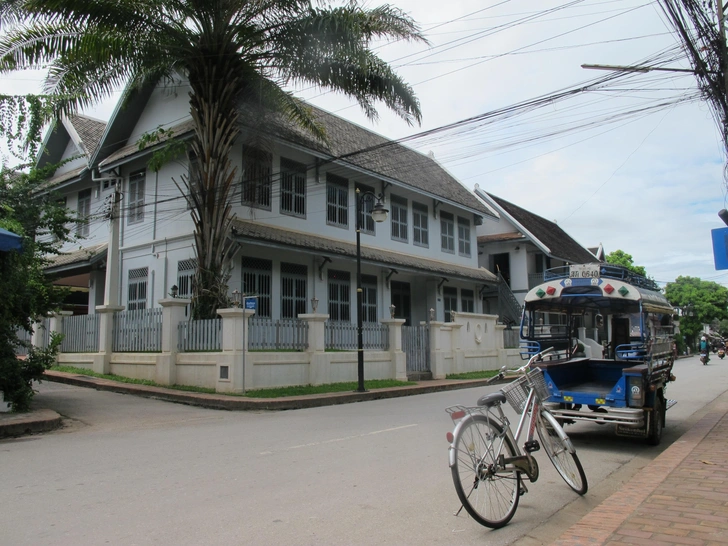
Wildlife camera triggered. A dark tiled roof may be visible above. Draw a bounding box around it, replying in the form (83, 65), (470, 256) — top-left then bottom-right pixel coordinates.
(477, 232), (525, 243)
(99, 119), (195, 168)
(255, 105), (490, 216)
(69, 115), (106, 159)
(232, 219), (497, 284)
(45, 243), (107, 272)
(486, 193), (596, 264)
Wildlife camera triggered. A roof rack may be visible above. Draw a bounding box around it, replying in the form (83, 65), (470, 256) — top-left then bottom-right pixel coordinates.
(543, 264), (660, 291)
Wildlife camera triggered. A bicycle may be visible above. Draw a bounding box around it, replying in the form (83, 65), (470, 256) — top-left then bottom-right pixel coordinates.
(445, 347), (588, 529)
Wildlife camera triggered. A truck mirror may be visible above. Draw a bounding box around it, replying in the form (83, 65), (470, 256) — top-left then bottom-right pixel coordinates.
(595, 314), (604, 328)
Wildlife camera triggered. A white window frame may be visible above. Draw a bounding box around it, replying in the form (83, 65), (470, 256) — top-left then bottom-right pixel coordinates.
(458, 217), (471, 257)
(390, 195), (408, 243)
(326, 174), (349, 228)
(412, 201), (428, 247)
(441, 211), (455, 254)
(128, 170), (145, 225)
(76, 188), (91, 237)
(127, 267), (149, 311)
(280, 158), (307, 218)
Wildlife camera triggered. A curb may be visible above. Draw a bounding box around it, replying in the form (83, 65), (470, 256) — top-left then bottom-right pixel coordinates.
(0, 408), (62, 438)
(42, 370), (511, 411)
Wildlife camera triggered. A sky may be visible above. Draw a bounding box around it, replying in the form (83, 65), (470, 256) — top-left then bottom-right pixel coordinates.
(1, 0), (725, 288)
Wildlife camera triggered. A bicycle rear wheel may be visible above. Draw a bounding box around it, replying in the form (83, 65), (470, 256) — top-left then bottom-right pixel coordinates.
(536, 410), (588, 495)
(451, 414), (521, 528)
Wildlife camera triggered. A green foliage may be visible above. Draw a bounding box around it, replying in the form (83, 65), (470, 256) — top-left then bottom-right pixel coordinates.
(0, 164), (76, 412)
(665, 276), (728, 346)
(1, 333), (61, 412)
(0, 95), (56, 160)
(605, 250), (647, 277)
(137, 127), (186, 173)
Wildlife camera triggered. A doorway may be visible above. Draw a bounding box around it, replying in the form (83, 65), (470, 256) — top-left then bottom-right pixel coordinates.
(491, 253), (511, 286)
(390, 281), (411, 326)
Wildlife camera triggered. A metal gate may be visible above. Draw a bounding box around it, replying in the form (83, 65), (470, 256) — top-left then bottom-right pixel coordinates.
(402, 324), (430, 379)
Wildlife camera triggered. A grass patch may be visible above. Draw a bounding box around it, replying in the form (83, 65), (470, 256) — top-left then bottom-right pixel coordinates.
(50, 365), (217, 394)
(49, 365), (414, 398)
(244, 379), (414, 398)
(446, 370), (501, 380)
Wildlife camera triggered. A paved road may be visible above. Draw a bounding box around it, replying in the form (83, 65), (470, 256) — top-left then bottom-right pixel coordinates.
(1, 356), (726, 546)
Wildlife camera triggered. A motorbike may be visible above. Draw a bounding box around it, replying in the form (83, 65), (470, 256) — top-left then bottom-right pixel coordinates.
(719, 348), (725, 360)
(701, 352), (710, 365)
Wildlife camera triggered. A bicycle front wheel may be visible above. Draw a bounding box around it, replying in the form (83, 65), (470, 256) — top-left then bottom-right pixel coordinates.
(536, 410), (588, 495)
(451, 414), (521, 528)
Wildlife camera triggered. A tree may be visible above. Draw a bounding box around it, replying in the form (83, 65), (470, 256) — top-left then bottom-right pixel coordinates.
(605, 249), (647, 277)
(0, 164), (75, 411)
(664, 276), (728, 347)
(0, 0), (426, 319)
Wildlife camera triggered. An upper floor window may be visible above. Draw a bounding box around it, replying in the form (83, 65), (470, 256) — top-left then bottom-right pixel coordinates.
(281, 262), (308, 319)
(326, 173), (348, 228)
(242, 147), (272, 210)
(356, 184), (376, 235)
(390, 195), (408, 242)
(461, 289), (475, 313)
(441, 211), (455, 254)
(127, 267), (149, 311)
(413, 202), (429, 247)
(328, 269), (351, 322)
(242, 257), (272, 318)
(280, 158), (306, 218)
(458, 217), (471, 257)
(186, 151), (199, 210)
(76, 188), (91, 237)
(128, 170), (145, 225)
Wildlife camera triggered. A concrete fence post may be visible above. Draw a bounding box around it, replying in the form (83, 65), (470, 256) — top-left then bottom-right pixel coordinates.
(381, 318), (406, 381)
(156, 298), (190, 385)
(300, 313), (330, 385)
(93, 304), (124, 374)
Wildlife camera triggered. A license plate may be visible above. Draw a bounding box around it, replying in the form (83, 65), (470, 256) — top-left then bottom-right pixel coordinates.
(569, 264), (600, 279)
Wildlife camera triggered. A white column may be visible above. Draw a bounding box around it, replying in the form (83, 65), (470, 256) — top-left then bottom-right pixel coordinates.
(156, 298), (190, 385)
(217, 307), (254, 393)
(300, 313), (330, 385)
(381, 318), (406, 381)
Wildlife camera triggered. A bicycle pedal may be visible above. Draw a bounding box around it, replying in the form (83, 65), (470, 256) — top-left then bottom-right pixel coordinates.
(524, 440), (540, 453)
(519, 488), (528, 496)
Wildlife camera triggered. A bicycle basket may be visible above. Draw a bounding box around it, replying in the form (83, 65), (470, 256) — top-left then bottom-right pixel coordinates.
(500, 368), (550, 413)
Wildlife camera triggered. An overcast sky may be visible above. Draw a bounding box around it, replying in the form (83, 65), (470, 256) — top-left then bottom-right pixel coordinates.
(1, 0), (725, 288)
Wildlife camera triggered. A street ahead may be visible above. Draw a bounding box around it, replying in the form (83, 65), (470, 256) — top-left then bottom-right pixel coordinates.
(1, 355), (726, 546)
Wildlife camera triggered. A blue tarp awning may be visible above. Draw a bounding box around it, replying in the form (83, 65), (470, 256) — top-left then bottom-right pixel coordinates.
(0, 227), (22, 252)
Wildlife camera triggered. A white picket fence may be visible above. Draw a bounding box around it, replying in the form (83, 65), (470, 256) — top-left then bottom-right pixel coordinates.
(113, 308), (163, 352)
(324, 321), (389, 350)
(248, 318), (308, 351)
(178, 318), (222, 352)
(61, 314), (100, 353)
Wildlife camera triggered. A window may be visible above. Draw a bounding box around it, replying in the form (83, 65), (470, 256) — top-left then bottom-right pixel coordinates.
(186, 152), (200, 210)
(361, 274), (377, 323)
(443, 286), (457, 322)
(326, 173), (348, 228)
(76, 189), (91, 237)
(356, 184), (375, 235)
(128, 170), (145, 224)
(281, 263), (307, 319)
(461, 289), (475, 313)
(242, 147), (272, 210)
(328, 270), (351, 322)
(280, 158), (306, 217)
(441, 211), (455, 253)
(177, 259), (197, 298)
(127, 267), (149, 310)
(242, 257), (272, 318)
(390, 196), (408, 242)
(458, 217), (471, 257)
(412, 202), (428, 247)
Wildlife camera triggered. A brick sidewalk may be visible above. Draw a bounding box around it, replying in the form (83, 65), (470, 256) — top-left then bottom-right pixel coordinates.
(551, 397), (728, 546)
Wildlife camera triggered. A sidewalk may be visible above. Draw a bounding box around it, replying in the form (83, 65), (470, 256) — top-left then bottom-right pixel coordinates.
(5, 371), (728, 546)
(550, 392), (728, 546)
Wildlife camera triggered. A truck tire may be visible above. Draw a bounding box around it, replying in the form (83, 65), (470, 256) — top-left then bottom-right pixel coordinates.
(647, 393), (664, 446)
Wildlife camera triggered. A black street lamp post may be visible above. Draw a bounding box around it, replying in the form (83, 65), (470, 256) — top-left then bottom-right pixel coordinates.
(355, 188), (388, 392)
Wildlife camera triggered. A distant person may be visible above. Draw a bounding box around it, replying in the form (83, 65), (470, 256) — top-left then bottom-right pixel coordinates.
(700, 336), (709, 354)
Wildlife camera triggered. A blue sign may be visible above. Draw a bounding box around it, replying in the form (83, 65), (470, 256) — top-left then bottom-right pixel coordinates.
(244, 298), (257, 310)
(711, 227), (728, 270)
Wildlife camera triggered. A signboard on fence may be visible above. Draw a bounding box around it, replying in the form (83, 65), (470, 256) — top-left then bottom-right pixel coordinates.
(244, 298), (257, 310)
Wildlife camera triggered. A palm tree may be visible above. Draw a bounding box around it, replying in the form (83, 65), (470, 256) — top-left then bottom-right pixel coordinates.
(0, 0), (426, 318)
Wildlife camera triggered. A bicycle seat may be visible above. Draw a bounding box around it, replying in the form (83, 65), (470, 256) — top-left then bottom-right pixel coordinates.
(477, 392), (506, 407)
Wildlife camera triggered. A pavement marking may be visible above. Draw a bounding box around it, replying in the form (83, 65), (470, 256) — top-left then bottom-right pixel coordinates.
(259, 424), (418, 455)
